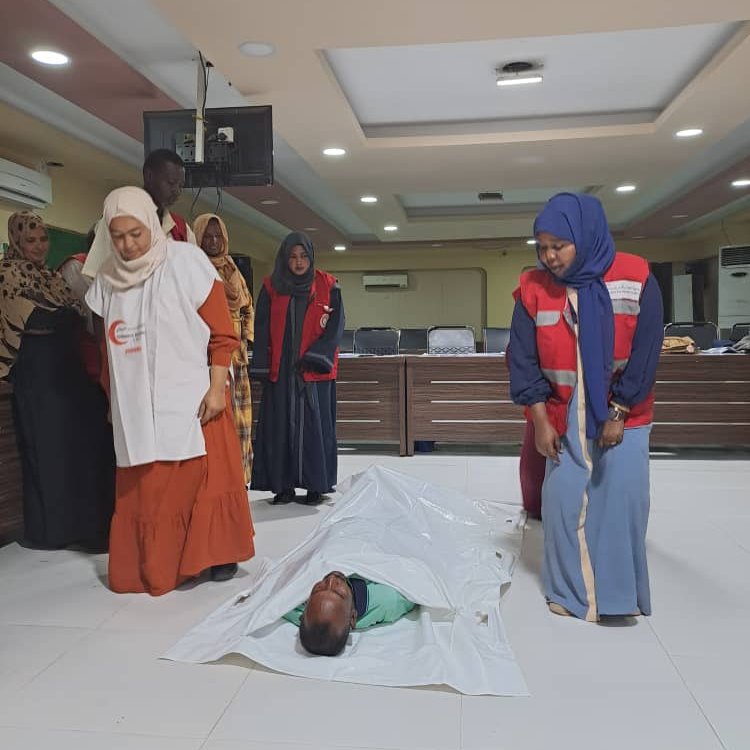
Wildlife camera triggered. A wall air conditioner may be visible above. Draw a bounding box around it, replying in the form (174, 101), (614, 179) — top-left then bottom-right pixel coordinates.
(0, 158), (53, 210)
(718, 245), (750, 329)
(362, 273), (408, 289)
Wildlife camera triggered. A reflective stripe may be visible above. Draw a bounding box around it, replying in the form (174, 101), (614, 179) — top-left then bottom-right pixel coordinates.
(613, 358), (629, 371)
(541, 367), (577, 387)
(611, 299), (640, 315)
(536, 310), (561, 326)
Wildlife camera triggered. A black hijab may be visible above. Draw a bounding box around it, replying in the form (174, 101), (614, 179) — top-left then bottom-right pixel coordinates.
(270, 231), (315, 297)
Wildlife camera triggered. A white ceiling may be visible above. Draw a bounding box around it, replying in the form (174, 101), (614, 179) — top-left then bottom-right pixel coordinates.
(8, 0), (750, 249)
(325, 23), (738, 127)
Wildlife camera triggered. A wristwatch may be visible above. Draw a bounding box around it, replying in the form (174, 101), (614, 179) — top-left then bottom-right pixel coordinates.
(607, 404), (627, 422)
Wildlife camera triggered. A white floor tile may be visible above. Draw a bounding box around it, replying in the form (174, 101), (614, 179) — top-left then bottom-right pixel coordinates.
(210, 670), (461, 749)
(672, 654), (750, 750)
(461, 691), (724, 750)
(0, 630), (248, 738)
(0, 727), (203, 750)
(0, 624), (90, 697)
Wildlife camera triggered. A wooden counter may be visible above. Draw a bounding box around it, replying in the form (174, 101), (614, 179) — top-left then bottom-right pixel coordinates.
(0, 382), (23, 543)
(404, 354), (750, 453)
(251, 355), (407, 455)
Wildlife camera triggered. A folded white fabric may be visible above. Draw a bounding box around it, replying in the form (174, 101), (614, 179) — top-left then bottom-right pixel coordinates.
(164, 465), (528, 696)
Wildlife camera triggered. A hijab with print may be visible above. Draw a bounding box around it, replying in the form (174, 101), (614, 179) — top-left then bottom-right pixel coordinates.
(533, 192), (616, 438)
(0, 211), (82, 379)
(270, 231), (315, 297)
(193, 213), (251, 311)
(99, 186), (168, 290)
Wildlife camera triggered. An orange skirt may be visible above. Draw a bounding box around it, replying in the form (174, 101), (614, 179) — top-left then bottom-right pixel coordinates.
(108, 391), (255, 596)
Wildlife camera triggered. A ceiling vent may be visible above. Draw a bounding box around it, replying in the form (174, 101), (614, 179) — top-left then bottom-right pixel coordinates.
(478, 191), (504, 202)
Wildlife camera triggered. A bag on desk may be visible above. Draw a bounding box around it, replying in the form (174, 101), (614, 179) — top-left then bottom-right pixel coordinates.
(662, 336), (697, 354)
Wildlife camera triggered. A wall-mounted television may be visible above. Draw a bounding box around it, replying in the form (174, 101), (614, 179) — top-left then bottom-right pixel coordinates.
(143, 106), (273, 188)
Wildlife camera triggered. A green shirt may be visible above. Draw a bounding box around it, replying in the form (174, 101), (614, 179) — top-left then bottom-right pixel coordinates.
(283, 576), (416, 630)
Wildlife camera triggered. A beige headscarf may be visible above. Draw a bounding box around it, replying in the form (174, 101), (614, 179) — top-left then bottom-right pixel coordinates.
(193, 213), (251, 311)
(99, 187), (168, 290)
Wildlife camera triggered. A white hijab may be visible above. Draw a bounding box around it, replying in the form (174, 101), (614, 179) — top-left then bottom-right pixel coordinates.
(99, 186), (168, 290)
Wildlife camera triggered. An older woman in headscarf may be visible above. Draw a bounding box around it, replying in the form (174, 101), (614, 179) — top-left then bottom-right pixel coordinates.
(193, 213), (254, 484)
(250, 232), (344, 505)
(509, 193), (663, 621)
(0, 211), (114, 550)
(86, 187), (254, 595)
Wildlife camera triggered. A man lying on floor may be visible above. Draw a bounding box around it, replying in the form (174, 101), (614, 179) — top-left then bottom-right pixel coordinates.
(284, 571), (416, 655)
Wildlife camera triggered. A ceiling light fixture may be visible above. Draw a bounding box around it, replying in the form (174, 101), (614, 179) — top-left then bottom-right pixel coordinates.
(303, 227), (318, 232)
(731, 178), (750, 188)
(526, 239), (537, 245)
(333, 244), (347, 252)
(616, 184), (637, 193)
(672, 214), (689, 219)
(632, 235), (647, 240)
(259, 198), (278, 205)
(431, 243), (444, 247)
(383, 225), (398, 232)
(238, 41), (275, 57)
(31, 49), (69, 66)
(675, 128), (703, 138)
(496, 61), (543, 87)
(323, 147), (346, 157)
(360, 195), (378, 204)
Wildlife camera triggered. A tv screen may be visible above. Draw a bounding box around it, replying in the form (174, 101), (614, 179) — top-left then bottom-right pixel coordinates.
(143, 106), (273, 188)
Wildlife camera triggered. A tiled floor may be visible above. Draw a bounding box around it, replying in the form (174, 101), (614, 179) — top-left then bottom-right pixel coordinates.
(0, 452), (747, 750)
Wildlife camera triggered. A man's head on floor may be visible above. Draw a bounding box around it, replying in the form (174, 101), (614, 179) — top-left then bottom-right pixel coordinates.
(142, 149), (186, 211)
(299, 571), (357, 656)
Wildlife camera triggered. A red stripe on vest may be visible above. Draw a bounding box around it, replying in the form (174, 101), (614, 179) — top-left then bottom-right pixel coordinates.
(169, 212), (189, 242)
(519, 252), (653, 435)
(264, 269), (339, 383)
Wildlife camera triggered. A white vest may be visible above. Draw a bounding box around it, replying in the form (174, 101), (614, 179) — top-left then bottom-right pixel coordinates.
(87, 242), (220, 467)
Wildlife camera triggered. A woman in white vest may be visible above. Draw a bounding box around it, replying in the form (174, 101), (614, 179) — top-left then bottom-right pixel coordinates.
(86, 187), (254, 596)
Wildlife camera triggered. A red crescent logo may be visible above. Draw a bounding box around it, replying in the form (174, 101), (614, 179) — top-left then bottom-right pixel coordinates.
(108, 320), (127, 346)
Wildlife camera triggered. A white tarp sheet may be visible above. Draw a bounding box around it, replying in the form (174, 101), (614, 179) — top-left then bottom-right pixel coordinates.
(165, 465), (529, 696)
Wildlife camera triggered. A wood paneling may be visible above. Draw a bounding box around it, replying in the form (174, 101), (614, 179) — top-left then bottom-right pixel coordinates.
(0, 384), (23, 543)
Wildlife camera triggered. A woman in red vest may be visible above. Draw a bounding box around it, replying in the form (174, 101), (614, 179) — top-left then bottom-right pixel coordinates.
(250, 232), (344, 505)
(509, 193), (663, 621)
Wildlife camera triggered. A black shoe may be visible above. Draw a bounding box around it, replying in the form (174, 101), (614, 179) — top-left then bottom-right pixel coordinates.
(210, 562), (238, 582)
(298, 491), (326, 506)
(270, 490), (296, 505)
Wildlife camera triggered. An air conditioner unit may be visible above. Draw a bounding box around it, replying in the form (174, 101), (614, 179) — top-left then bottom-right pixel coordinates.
(0, 158), (53, 210)
(362, 273), (408, 289)
(718, 245), (750, 329)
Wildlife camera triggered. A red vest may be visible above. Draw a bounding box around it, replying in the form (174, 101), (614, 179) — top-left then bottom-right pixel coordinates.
(264, 269), (339, 383)
(169, 212), (189, 242)
(519, 252), (654, 436)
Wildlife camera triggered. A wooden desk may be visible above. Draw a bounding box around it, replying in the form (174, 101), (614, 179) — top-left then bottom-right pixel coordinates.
(251, 356), (407, 456)
(405, 355), (522, 454)
(404, 354), (750, 453)
(0, 383), (23, 543)
(651, 354), (750, 447)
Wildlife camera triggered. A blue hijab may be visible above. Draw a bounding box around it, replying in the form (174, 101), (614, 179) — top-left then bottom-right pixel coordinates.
(533, 193), (616, 438)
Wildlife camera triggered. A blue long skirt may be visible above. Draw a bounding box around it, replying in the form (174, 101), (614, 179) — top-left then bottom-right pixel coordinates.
(542, 386), (652, 620)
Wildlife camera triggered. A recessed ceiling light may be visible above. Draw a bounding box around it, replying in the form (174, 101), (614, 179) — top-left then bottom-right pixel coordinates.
(360, 195), (378, 204)
(632, 235), (647, 240)
(495, 61), (543, 87)
(333, 244), (347, 252)
(431, 243), (443, 247)
(238, 41), (275, 57)
(675, 128), (703, 138)
(323, 147), (346, 157)
(31, 50), (69, 66)
(616, 184), (637, 193)
(526, 239), (537, 245)
(383, 225), (398, 232)
(259, 199), (278, 205)
(731, 178), (750, 188)
(303, 227), (318, 232)
(672, 214), (689, 219)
